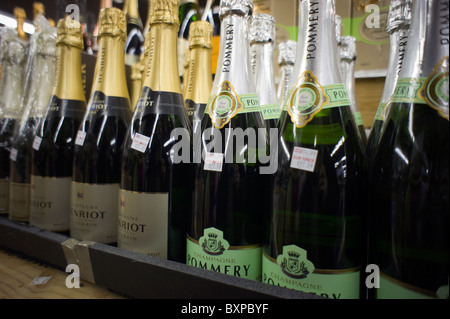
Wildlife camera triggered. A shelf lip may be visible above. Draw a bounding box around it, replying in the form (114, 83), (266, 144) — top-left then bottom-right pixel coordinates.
(0, 216), (322, 299)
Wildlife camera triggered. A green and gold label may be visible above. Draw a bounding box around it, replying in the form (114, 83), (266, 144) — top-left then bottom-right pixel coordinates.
(261, 103), (281, 120)
(393, 57), (449, 120)
(205, 81), (260, 129)
(285, 71), (350, 128)
(186, 227), (262, 281)
(262, 245), (360, 299)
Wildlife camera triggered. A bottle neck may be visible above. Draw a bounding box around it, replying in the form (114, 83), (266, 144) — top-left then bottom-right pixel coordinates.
(30, 53), (58, 117)
(400, 0), (449, 79)
(91, 36), (129, 99)
(126, 0), (143, 27)
(0, 61), (25, 118)
(54, 44), (86, 102)
(292, 0), (342, 86)
(213, 13), (254, 95)
(185, 45), (212, 104)
(142, 23), (181, 94)
(16, 18), (27, 41)
(340, 57), (357, 109)
(252, 41), (277, 106)
(380, 27), (408, 103)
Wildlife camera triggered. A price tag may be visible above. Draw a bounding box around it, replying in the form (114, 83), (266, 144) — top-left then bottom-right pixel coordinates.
(204, 152), (224, 172)
(30, 276), (52, 286)
(131, 133), (151, 153)
(9, 148), (18, 161)
(75, 130), (86, 146)
(32, 136), (42, 151)
(290, 147), (318, 172)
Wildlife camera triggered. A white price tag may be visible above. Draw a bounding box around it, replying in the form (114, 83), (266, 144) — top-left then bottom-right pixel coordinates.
(290, 147), (318, 172)
(30, 276), (52, 286)
(204, 152), (224, 172)
(75, 130), (86, 146)
(32, 136), (42, 151)
(131, 133), (151, 153)
(9, 148), (18, 161)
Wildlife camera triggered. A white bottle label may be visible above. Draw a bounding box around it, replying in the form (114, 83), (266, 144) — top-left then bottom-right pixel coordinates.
(131, 133), (151, 153)
(29, 175), (71, 231)
(290, 147), (318, 172)
(71, 182), (119, 244)
(118, 189), (169, 259)
(9, 148), (18, 161)
(203, 152), (224, 172)
(75, 130), (86, 146)
(32, 136), (42, 151)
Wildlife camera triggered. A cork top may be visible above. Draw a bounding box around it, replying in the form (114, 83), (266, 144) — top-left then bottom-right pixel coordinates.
(98, 7), (127, 41)
(14, 7), (27, 20)
(387, 0), (412, 33)
(189, 20), (213, 49)
(56, 18), (83, 49)
(219, 0), (254, 18)
(250, 13), (275, 44)
(150, 0), (180, 25)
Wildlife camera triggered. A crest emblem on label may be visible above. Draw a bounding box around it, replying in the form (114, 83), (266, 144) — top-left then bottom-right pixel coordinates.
(199, 227), (230, 256)
(277, 245), (315, 279)
(286, 71), (328, 128)
(207, 81), (243, 129)
(420, 57), (449, 120)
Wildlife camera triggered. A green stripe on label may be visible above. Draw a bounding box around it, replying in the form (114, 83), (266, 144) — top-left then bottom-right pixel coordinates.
(261, 103), (281, 120)
(323, 84), (350, 109)
(392, 77), (426, 104)
(238, 94), (261, 114)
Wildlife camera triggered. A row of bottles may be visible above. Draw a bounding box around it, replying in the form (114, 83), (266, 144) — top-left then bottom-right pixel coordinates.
(0, 0), (448, 300)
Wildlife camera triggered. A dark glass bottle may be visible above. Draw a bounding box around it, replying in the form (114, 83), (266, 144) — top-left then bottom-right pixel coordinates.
(369, 0), (449, 299)
(119, 0), (192, 263)
(186, 0), (269, 282)
(124, 0), (145, 65)
(178, 0), (199, 82)
(263, 0), (367, 299)
(30, 18), (86, 233)
(250, 13), (281, 129)
(0, 27), (28, 216)
(366, 0), (411, 167)
(71, 8), (132, 244)
(9, 16), (57, 222)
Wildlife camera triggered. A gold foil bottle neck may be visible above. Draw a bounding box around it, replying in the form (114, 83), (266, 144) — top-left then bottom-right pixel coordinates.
(189, 21), (213, 49)
(33, 2), (45, 20)
(150, 0), (180, 25)
(98, 7), (127, 41)
(56, 18), (84, 49)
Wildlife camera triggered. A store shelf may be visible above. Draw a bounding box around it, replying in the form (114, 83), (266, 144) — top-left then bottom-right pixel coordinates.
(0, 216), (322, 299)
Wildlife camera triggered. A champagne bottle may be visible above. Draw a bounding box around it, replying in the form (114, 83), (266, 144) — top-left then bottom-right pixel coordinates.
(14, 7), (28, 42)
(339, 36), (367, 145)
(0, 27), (28, 216)
(203, 0), (221, 80)
(262, 0), (367, 299)
(9, 16), (57, 222)
(178, 0), (199, 81)
(30, 18), (86, 233)
(277, 40), (296, 108)
(250, 13), (281, 129)
(369, 0), (449, 299)
(71, 8), (132, 244)
(130, 62), (142, 110)
(366, 0), (411, 166)
(186, 0), (269, 282)
(119, 0), (192, 262)
(124, 0), (145, 65)
(183, 20), (213, 126)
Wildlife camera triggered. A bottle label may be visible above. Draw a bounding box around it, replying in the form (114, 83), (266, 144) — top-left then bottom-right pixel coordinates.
(117, 189), (169, 258)
(261, 103), (281, 121)
(290, 147), (318, 172)
(205, 81), (260, 129)
(0, 178), (9, 212)
(184, 99), (206, 123)
(135, 87), (186, 117)
(87, 92), (131, 118)
(353, 111), (364, 127)
(262, 245), (360, 299)
(393, 58), (449, 120)
(285, 71), (350, 128)
(131, 133), (151, 153)
(374, 100), (392, 121)
(377, 272), (448, 299)
(71, 182), (119, 244)
(9, 182), (30, 221)
(186, 227), (262, 281)
(47, 96), (86, 118)
(204, 152), (224, 172)
(29, 175), (72, 231)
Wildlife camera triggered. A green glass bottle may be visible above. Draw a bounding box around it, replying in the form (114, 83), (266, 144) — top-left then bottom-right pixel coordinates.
(178, 0), (199, 82)
(186, 0), (270, 282)
(262, 0), (367, 299)
(368, 0), (449, 299)
(250, 13), (281, 129)
(366, 0), (411, 167)
(119, 0), (192, 263)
